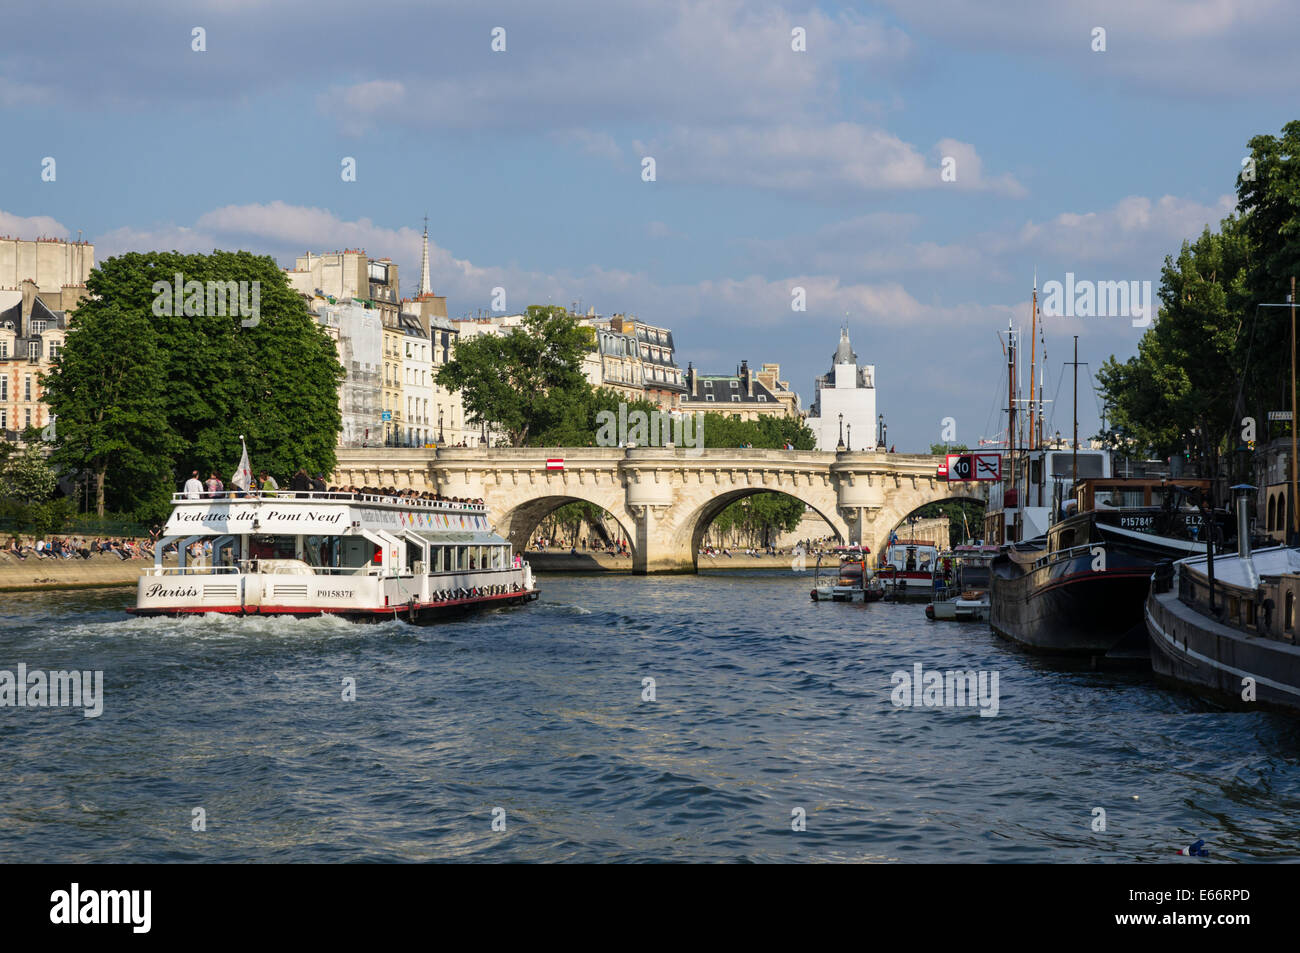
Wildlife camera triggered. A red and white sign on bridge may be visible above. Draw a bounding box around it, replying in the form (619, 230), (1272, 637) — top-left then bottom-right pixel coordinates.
(944, 453), (1001, 482)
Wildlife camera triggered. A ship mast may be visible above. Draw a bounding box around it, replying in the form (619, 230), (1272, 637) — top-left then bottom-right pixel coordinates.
(1029, 273), (1038, 450)
(1007, 319), (1017, 541)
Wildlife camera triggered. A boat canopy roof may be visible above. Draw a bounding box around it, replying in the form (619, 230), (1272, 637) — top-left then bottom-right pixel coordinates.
(163, 495), (495, 538)
(1180, 546), (1300, 587)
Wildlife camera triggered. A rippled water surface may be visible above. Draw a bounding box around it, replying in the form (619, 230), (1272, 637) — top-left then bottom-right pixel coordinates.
(2, 571), (1299, 862)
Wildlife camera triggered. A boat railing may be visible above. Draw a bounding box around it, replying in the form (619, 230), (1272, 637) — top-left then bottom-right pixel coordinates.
(1175, 561), (1291, 642)
(169, 490), (487, 512)
(144, 559), (527, 578)
(1031, 542), (1096, 571)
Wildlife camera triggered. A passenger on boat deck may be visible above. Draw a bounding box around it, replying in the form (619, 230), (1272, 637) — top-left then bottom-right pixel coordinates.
(311, 473), (328, 494)
(184, 470), (203, 500)
(259, 471), (279, 496)
(205, 472), (224, 498)
(290, 468), (312, 496)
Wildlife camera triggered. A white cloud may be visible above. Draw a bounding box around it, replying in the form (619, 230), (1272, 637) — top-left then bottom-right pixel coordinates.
(1007, 193), (1237, 262)
(0, 210), (70, 241)
(634, 124), (1024, 196)
(877, 0), (1298, 97)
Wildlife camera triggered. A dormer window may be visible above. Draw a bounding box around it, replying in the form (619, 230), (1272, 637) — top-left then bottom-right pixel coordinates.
(731, 395), (740, 402)
(30, 320), (46, 334)
(28, 341), (39, 361)
(729, 380), (739, 388)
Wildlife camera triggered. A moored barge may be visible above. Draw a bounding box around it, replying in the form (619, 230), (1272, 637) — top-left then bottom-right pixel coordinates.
(1146, 489), (1300, 713)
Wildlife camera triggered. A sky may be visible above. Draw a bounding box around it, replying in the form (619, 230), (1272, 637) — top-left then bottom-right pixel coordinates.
(2, 0), (1296, 451)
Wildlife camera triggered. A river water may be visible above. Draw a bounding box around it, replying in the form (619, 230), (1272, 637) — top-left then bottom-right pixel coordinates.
(2, 570), (1298, 863)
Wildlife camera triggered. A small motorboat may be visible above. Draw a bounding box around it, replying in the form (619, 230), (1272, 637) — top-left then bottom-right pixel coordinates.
(810, 547), (885, 602)
(925, 544), (999, 621)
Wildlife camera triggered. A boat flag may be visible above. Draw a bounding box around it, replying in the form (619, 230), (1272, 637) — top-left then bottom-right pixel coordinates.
(231, 435), (252, 491)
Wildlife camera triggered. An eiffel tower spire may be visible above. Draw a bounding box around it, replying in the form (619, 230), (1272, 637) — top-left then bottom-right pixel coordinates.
(418, 214), (432, 296)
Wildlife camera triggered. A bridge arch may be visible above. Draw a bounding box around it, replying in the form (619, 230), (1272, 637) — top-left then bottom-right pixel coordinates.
(672, 486), (850, 570)
(494, 493), (637, 556)
(870, 489), (987, 556)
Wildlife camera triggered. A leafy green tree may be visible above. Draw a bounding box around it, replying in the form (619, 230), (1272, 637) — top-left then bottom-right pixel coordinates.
(705, 492), (806, 548)
(913, 499), (987, 546)
(929, 443), (969, 455)
(43, 303), (173, 517)
(700, 412), (815, 449)
(42, 251), (344, 519)
(531, 386), (661, 447)
(437, 306), (593, 446)
(1238, 120), (1300, 427)
(0, 443), (57, 504)
(1097, 222), (1249, 469)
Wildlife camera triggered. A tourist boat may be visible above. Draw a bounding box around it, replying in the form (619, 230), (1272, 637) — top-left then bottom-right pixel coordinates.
(925, 544), (998, 621)
(810, 547), (885, 602)
(1145, 489), (1300, 713)
(876, 538), (940, 591)
(129, 489), (538, 622)
(990, 470), (1233, 658)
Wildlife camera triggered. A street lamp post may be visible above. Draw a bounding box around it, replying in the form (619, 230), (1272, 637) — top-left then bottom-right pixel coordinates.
(438, 409), (444, 444)
(878, 413), (883, 448)
(837, 413), (845, 451)
(847, 423), (852, 452)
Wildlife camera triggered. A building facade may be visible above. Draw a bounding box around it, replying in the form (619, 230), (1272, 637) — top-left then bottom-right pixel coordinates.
(607, 315), (685, 409)
(286, 249), (403, 445)
(312, 298), (383, 448)
(399, 313), (433, 447)
(804, 328), (878, 452)
(680, 360), (794, 422)
(0, 237), (94, 442)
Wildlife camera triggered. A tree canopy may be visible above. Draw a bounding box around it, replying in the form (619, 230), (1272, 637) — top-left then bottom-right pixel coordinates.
(1097, 121), (1300, 479)
(43, 250), (344, 519)
(436, 305), (594, 446)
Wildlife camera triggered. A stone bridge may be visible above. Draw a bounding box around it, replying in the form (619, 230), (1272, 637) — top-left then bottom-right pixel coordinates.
(332, 448), (985, 573)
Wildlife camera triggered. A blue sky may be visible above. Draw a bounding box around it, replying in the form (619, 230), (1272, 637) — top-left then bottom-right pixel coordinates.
(3, 0), (1296, 450)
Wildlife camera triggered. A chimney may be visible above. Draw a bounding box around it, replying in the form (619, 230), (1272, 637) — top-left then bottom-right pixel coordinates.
(20, 279), (37, 327)
(686, 361), (695, 396)
(741, 359), (752, 396)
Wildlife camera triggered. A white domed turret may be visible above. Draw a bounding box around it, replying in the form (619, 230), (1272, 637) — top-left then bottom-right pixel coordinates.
(805, 328), (878, 452)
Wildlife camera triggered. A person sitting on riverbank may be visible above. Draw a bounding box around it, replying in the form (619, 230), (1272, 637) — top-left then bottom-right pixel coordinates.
(7, 537), (28, 559)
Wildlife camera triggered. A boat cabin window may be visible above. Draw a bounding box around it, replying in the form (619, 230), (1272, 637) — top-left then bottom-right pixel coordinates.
(250, 535), (297, 560)
(1053, 527), (1078, 552)
(1097, 487), (1146, 508)
(304, 535), (343, 569)
(1287, 590), (1294, 632)
(1029, 458), (1042, 487)
(1050, 453), (1105, 480)
(214, 535), (238, 568)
